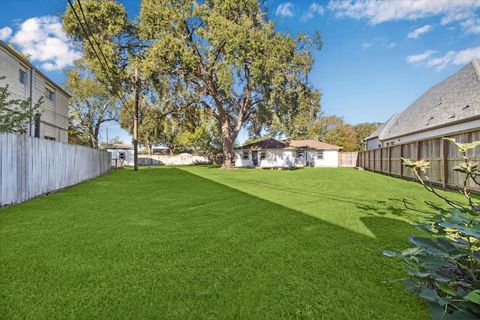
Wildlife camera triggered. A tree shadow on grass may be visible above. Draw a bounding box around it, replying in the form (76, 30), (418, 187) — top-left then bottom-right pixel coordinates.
(0, 167), (428, 320)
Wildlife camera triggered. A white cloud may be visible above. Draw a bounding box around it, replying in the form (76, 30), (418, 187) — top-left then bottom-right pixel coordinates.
(361, 37), (395, 50)
(0, 27), (12, 41)
(276, 2), (294, 17)
(301, 3), (325, 21)
(328, 0), (480, 33)
(426, 46), (480, 70)
(406, 50), (436, 63)
(362, 43), (372, 49)
(407, 24), (433, 39)
(10, 16), (81, 71)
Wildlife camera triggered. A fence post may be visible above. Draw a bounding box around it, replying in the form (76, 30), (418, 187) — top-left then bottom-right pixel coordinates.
(400, 144), (403, 177)
(379, 148), (383, 172)
(417, 141), (421, 160)
(442, 137), (448, 188)
(373, 149), (376, 171)
(388, 146), (391, 175)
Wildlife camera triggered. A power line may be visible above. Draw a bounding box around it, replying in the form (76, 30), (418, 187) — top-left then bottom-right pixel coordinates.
(77, 0), (121, 87)
(67, 0), (133, 115)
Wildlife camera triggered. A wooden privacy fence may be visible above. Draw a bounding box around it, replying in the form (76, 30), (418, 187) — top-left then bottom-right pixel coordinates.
(357, 129), (480, 192)
(0, 133), (111, 206)
(338, 152), (358, 167)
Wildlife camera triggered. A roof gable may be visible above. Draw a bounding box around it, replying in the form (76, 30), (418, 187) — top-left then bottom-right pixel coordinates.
(237, 138), (288, 150)
(367, 60), (480, 141)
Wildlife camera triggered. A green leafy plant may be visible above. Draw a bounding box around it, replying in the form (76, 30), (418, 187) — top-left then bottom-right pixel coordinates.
(386, 138), (480, 319)
(0, 76), (43, 134)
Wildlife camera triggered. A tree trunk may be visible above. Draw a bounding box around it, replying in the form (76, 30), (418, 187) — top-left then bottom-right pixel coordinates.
(219, 115), (234, 168)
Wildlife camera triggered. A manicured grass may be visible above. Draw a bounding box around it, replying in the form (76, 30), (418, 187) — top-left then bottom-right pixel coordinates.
(0, 166), (463, 319)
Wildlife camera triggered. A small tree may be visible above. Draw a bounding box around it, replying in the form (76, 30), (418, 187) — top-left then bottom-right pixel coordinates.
(180, 109), (223, 162)
(385, 138), (480, 319)
(66, 62), (118, 149)
(307, 116), (358, 151)
(0, 76), (42, 134)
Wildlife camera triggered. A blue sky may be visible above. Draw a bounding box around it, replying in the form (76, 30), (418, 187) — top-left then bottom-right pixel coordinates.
(1, 0), (480, 144)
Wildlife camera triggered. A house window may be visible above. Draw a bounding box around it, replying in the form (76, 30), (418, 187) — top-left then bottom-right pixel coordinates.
(296, 150), (304, 159)
(317, 151), (324, 159)
(44, 136), (55, 141)
(391, 141), (395, 146)
(242, 151), (249, 160)
(46, 88), (55, 101)
(260, 151), (266, 160)
(19, 69), (26, 85)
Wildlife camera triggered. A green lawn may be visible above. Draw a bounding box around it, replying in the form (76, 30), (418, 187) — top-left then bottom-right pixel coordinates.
(0, 166), (461, 319)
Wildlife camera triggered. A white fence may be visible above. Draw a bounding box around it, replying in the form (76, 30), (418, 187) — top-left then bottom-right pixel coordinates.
(0, 133), (111, 206)
(136, 154), (210, 166)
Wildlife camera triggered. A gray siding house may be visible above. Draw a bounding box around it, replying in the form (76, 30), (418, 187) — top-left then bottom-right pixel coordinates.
(0, 41), (70, 142)
(366, 60), (480, 150)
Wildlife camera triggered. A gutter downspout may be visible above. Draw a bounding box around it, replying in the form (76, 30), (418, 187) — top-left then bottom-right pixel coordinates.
(28, 68), (34, 136)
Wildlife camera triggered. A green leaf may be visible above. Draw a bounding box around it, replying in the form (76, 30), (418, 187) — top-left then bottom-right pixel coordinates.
(418, 287), (449, 306)
(444, 138), (480, 153)
(464, 290), (480, 304)
(382, 250), (399, 257)
(438, 284), (459, 297)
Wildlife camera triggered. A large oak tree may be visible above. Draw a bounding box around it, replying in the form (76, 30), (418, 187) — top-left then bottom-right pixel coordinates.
(63, 0), (321, 167)
(138, 0), (321, 167)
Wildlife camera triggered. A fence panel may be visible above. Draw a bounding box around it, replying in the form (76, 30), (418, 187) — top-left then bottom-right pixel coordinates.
(338, 152), (358, 167)
(390, 145), (402, 176)
(401, 142), (417, 179)
(447, 131), (480, 191)
(419, 138), (442, 184)
(0, 133), (111, 206)
(358, 130), (480, 192)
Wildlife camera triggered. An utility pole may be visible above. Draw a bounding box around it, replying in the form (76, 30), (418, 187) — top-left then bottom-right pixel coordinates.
(133, 67), (140, 171)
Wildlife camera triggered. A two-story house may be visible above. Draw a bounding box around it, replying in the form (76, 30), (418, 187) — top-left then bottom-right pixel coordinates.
(0, 40), (69, 142)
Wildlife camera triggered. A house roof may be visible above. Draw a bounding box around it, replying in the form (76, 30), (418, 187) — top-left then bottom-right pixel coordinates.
(367, 60), (480, 141)
(237, 137), (288, 150)
(286, 139), (342, 150)
(0, 41), (71, 98)
(237, 138), (341, 150)
(365, 113), (401, 140)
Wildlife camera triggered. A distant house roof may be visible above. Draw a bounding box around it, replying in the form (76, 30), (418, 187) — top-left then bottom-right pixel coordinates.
(237, 137), (288, 150)
(286, 139), (342, 150)
(237, 138), (342, 150)
(366, 60), (480, 141)
(365, 113), (400, 140)
(106, 143), (133, 150)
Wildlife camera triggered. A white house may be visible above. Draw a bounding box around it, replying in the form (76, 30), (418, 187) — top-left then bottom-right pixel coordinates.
(365, 60), (480, 150)
(106, 144), (134, 166)
(235, 138), (342, 168)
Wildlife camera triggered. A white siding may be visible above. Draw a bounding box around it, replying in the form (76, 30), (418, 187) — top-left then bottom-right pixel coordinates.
(235, 149), (339, 168)
(366, 138), (382, 150)
(107, 149), (135, 166)
(312, 150), (339, 167)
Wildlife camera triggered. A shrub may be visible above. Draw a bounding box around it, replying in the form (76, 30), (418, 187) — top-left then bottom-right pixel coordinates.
(384, 138), (480, 319)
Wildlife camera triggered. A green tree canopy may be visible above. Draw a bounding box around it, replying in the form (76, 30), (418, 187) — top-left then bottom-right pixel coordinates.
(65, 61), (118, 148)
(138, 0), (321, 167)
(307, 116), (358, 151)
(354, 122), (380, 151)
